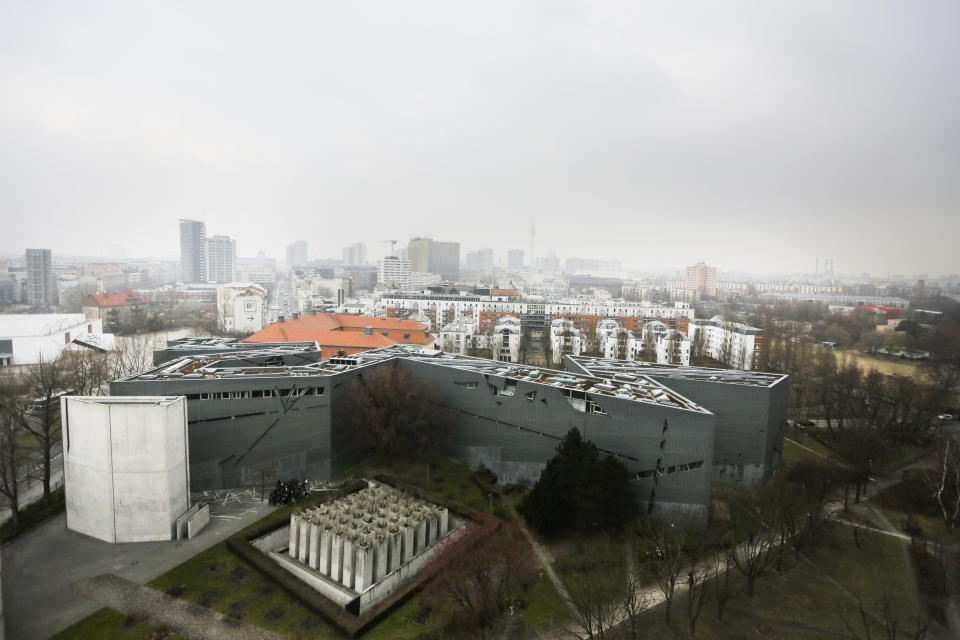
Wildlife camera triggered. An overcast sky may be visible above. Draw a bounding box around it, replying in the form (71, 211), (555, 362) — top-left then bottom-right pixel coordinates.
(1, 1), (957, 276)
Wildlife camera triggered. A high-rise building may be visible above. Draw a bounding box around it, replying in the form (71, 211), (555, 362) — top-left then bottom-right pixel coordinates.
(507, 249), (524, 270)
(406, 237), (460, 282)
(286, 240), (308, 269)
(407, 237), (432, 273)
(207, 235), (237, 283)
(342, 242), (367, 266)
(685, 262), (719, 297)
(377, 256), (411, 289)
(465, 248), (494, 272)
(179, 220), (207, 283)
(25, 248), (56, 305)
(430, 241), (460, 282)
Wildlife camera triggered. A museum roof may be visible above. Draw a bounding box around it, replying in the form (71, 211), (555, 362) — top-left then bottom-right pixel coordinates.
(566, 355), (788, 388)
(122, 344), (709, 413)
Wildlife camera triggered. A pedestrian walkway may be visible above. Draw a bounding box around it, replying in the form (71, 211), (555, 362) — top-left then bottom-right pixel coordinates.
(73, 574), (286, 640)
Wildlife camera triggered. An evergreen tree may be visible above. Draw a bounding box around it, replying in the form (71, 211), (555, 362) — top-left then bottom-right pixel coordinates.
(520, 428), (638, 534)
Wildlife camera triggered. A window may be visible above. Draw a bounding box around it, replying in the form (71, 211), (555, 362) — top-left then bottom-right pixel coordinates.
(455, 381), (479, 389)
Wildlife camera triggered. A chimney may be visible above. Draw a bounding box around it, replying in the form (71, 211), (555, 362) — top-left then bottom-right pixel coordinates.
(278, 315), (285, 323)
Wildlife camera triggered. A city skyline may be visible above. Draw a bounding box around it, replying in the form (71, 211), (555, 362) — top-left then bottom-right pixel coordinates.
(2, 2), (958, 276)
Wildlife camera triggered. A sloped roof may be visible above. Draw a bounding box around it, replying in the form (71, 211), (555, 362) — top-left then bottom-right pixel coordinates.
(245, 312), (432, 346)
(84, 292), (144, 308)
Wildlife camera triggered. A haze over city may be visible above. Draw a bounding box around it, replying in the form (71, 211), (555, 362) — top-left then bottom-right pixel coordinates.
(1, 0), (958, 275)
(4, 4), (960, 640)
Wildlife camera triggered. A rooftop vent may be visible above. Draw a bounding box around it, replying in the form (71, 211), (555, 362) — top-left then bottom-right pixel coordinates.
(364, 326), (373, 336)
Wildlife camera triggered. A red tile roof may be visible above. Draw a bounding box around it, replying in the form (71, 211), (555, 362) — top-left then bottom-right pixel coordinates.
(244, 312), (433, 348)
(84, 292), (145, 308)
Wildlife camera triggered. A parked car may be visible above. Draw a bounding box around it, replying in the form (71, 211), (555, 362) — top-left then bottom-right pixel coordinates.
(939, 414), (955, 422)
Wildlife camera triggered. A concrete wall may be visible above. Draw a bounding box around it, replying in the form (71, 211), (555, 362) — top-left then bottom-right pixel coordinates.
(62, 396), (190, 543)
(399, 358), (715, 525)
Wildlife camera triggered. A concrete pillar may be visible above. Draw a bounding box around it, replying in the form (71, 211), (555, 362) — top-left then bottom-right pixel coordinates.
(439, 507), (449, 536)
(331, 532), (343, 582)
(288, 514), (300, 559)
(425, 513), (438, 547)
(402, 523), (415, 563)
(319, 527), (332, 575)
(415, 518), (426, 555)
(355, 541), (374, 592)
(375, 536), (388, 580)
(389, 530), (402, 572)
(298, 520), (309, 563)
(308, 522), (321, 570)
(342, 537), (355, 589)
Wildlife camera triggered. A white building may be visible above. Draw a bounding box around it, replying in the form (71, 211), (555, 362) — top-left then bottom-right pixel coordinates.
(0, 314), (105, 367)
(596, 318), (639, 360)
(207, 235), (237, 284)
(62, 396), (191, 543)
(217, 283), (268, 334)
(438, 320), (476, 355)
(408, 272), (442, 290)
(655, 330), (691, 366)
(689, 317), (763, 370)
(491, 316), (521, 362)
(377, 256), (411, 290)
(549, 318), (584, 365)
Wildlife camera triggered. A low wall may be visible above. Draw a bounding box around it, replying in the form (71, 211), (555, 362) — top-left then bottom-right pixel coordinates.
(186, 504), (210, 538)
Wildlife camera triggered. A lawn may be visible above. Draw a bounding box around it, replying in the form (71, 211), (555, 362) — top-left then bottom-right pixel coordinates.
(842, 350), (928, 380)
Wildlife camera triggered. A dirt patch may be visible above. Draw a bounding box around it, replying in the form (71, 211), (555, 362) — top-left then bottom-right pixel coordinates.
(298, 617), (321, 632)
(164, 585), (187, 598)
(197, 591), (218, 608)
(203, 562), (225, 575)
(228, 600), (249, 619)
(257, 585), (276, 597)
(228, 567), (249, 585)
(264, 608), (286, 622)
(123, 614), (142, 627)
(145, 627), (172, 640)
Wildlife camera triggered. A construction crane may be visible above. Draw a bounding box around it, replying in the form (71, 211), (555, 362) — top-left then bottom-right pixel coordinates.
(381, 239), (398, 257)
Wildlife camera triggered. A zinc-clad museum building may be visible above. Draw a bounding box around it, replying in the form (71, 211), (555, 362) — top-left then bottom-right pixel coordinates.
(111, 340), (789, 525)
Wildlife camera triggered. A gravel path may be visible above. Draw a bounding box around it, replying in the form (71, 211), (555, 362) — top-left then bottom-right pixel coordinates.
(72, 574), (288, 640)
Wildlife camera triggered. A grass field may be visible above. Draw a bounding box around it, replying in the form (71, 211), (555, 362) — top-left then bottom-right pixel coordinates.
(842, 350), (929, 379)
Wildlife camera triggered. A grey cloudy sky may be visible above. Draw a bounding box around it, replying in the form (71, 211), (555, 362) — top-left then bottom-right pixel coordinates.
(1, 1), (958, 276)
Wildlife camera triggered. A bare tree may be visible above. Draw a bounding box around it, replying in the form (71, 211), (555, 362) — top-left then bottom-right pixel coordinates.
(685, 563), (710, 639)
(640, 520), (687, 623)
(839, 593), (931, 640)
(565, 538), (627, 640)
(109, 334), (157, 380)
(60, 349), (112, 396)
(425, 520), (537, 640)
(18, 355), (67, 504)
(727, 526), (778, 598)
(923, 433), (960, 532)
(0, 377), (26, 523)
(341, 361), (451, 457)
(711, 549), (741, 621)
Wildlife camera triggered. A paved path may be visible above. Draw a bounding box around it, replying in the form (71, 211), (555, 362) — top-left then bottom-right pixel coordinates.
(73, 574), (286, 640)
(2, 494), (270, 640)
